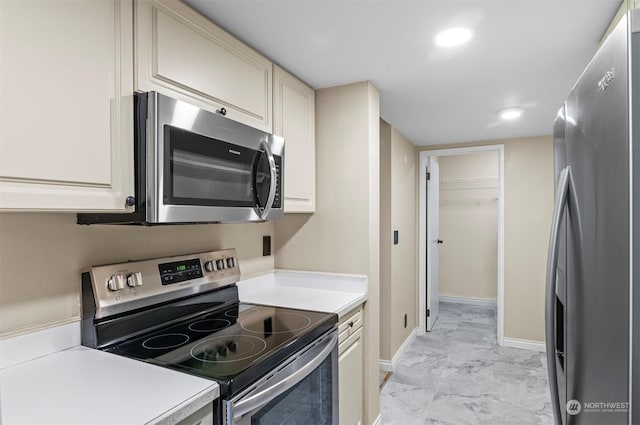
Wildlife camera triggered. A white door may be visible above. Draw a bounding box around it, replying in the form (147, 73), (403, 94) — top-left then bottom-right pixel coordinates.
(426, 157), (440, 331)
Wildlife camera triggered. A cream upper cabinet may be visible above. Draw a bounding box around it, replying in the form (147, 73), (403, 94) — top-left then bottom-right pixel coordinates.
(338, 306), (364, 425)
(135, 0), (273, 132)
(273, 65), (316, 213)
(0, 0), (134, 211)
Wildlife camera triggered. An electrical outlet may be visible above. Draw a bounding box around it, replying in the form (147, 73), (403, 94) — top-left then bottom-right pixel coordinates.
(263, 235), (271, 256)
(404, 313), (407, 328)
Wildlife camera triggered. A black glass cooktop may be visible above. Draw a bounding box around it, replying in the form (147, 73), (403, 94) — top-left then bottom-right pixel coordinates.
(107, 302), (337, 396)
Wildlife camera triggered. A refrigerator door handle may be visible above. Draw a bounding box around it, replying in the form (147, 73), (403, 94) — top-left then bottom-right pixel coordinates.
(546, 166), (571, 425)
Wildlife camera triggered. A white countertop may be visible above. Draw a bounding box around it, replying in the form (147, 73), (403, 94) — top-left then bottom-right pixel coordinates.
(238, 270), (367, 318)
(0, 345), (218, 425)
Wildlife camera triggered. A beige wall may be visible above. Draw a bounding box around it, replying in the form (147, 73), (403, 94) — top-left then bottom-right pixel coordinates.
(419, 135), (554, 342)
(0, 213), (274, 338)
(275, 81), (380, 425)
(390, 127), (417, 353)
(380, 121), (417, 361)
(439, 151), (498, 301)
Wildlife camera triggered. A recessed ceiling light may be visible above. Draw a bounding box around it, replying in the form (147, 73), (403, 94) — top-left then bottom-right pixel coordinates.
(499, 108), (523, 120)
(434, 28), (473, 47)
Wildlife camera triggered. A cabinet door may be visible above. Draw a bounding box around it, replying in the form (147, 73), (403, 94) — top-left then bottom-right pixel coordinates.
(273, 66), (316, 213)
(135, 0), (272, 132)
(0, 0), (134, 211)
(339, 327), (364, 425)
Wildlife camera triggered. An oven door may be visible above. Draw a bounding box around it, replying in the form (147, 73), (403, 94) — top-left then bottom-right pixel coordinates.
(148, 92), (283, 224)
(224, 330), (338, 425)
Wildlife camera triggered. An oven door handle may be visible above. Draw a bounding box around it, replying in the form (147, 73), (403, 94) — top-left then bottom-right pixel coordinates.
(231, 331), (337, 421)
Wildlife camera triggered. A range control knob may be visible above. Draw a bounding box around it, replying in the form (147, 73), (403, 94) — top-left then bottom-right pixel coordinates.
(127, 272), (143, 288)
(107, 274), (126, 291)
(216, 259), (225, 270)
(204, 261), (215, 272)
(226, 257), (235, 268)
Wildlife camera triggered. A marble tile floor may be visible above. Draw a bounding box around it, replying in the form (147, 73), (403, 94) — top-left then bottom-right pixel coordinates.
(380, 301), (553, 425)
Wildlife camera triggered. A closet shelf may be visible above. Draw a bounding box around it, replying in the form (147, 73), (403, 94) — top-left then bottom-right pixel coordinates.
(439, 176), (498, 191)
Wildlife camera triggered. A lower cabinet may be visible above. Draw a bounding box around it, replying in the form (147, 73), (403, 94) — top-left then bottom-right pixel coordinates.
(176, 403), (213, 425)
(338, 306), (364, 425)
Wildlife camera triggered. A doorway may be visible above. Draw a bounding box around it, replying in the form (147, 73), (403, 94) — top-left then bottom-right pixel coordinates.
(418, 145), (505, 345)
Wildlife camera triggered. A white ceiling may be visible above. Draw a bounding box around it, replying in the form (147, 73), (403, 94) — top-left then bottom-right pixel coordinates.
(185, 0), (621, 146)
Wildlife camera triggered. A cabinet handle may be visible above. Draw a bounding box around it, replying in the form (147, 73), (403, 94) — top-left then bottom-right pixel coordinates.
(348, 321), (354, 328)
(216, 107), (227, 116)
(125, 196), (136, 207)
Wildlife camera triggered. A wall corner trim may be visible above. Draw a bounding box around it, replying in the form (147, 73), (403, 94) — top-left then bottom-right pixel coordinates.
(379, 327), (417, 371)
(502, 337), (546, 352)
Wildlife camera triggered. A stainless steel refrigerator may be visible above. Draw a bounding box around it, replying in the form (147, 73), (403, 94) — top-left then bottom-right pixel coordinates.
(546, 10), (640, 425)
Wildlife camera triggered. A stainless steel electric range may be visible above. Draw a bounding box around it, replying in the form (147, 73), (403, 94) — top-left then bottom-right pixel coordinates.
(81, 249), (338, 425)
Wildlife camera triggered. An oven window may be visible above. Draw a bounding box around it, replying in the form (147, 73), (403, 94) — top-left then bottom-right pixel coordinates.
(164, 125), (259, 207)
(241, 354), (334, 425)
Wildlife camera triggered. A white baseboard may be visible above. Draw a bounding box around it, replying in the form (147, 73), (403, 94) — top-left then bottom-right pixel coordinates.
(502, 337), (546, 352)
(440, 295), (497, 307)
(371, 414), (382, 425)
(379, 328), (417, 372)
(379, 359), (393, 372)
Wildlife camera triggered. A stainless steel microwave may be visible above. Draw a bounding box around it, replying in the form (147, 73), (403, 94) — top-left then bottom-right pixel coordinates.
(78, 92), (284, 225)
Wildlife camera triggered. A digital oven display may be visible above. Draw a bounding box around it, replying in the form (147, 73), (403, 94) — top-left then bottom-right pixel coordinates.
(158, 258), (203, 285)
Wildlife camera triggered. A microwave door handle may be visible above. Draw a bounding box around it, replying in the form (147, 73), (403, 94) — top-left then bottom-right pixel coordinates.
(258, 139), (277, 220)
(545, 166), (570, 425)
(231, 331), (337, 420)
